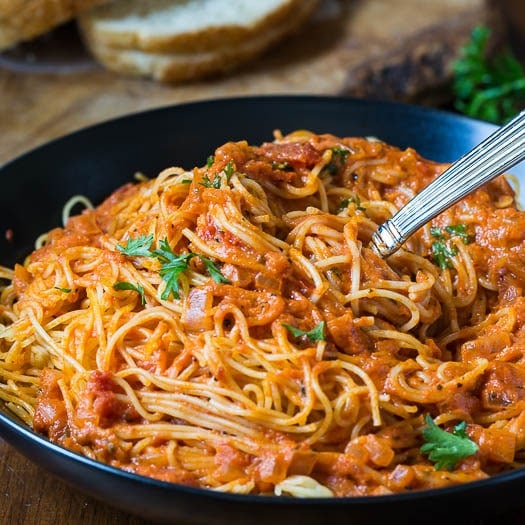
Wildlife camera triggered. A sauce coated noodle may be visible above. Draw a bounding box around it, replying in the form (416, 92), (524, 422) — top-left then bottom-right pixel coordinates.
(1, 130), (525, 497)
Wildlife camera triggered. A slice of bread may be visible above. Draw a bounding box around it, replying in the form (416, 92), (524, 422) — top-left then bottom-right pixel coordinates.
(0, 0), (111, 50)
(78, 0), (315, 53)
(80, 0), (318, 82)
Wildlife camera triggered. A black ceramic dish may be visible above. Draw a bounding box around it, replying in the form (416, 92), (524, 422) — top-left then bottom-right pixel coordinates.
(1, 96), (524, 525)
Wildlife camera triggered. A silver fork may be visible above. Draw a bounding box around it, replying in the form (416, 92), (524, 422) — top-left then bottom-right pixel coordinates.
(370, 109), (525, 258)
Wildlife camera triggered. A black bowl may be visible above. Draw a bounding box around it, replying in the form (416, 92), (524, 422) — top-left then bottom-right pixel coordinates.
(1, 96), (524, 525)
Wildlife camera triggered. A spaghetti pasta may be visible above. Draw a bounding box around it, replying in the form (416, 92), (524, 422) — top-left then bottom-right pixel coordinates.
(1, 130), (525, 496)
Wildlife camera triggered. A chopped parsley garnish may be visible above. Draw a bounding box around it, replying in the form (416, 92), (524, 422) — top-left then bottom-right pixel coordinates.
(272, 161), (293, 171)
(54, 287), (71, 293)
(199, 255), (231, 284)
(430, 223), (471, 243)
(180, 179), (192, 184)
(116, 234), (154, 257)
(206, 155), (215, 168)
(431, 242), (458, 270)
(429, 226), (445, 239)
(282, 321), (326, 342)
(153, 240), (230, 299)
(152, 239), (195, 300)
(338, 199), (349, 211)
(331, 146), (351, 163)
(421, 414), (478, 471)
(444, 224), (471, 244)
(200, 174), (223, 189)
(113, 281), (146, 306)
(322, 147), (351, 176)
(159, 254), (194, 300)
(201, 160), (235, 188)
(339, 195), (365, 212)
(223, 160), (235, 181)
(116, 235), (229, 300)
(430, 224), (471, 269)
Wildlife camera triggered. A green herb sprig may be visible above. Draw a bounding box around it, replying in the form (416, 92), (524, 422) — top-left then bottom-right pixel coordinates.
(113, 281), (146, 306)
(200, 160), (235, 189)
(453, 25), (525, 124)
(199, 255), (231, 284)
(322, 147), (351, 176)
(200, 174), (223, 189)
(222, 160), (235, 181)
(150, 239), (194, 300)
(117, 236), (229, 300)
(272, 161), (293, 171)
(282, 321), (326, 342)
(339, 195), (365, 212)
(430, 224), (471, 269)
(331, 147), (351, 163)
(54, 287), (71, 293)
(116, 234), (154, 257)
(431, 242), (457, 270)
(421, 414), (478, 471)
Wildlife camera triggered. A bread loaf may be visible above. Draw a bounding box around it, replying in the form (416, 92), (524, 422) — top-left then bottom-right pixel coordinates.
(0, 0), (111, 50)
(78, 0), (316, 53)
(79, 0), (319, 81)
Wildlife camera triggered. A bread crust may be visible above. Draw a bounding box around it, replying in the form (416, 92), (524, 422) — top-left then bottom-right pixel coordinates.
(78, 0), (315, 53)
(82, 0), (318, 81)
(0, 0), (110, 50)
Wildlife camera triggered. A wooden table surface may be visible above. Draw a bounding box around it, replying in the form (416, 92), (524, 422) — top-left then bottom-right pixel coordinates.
(1, 1), (524, 523)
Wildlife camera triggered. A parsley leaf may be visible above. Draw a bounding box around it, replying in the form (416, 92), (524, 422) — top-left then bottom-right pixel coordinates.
(339, 195), (365, 212)
(431, 241), (458, 269)
(421, 414), (478, 471)
(153, 238), (187, 267)
(430, 226), (445, 239)
(430, 223), (471, 268)
(151, 240), (230, 298)
(116, 234), (154, 257)
(223, 160), (235, 181)
(445, 224), (472, 244)
(331, 146), (351, 163)
(201, 161), (235, 188)
(206, 155), (215, 168)
(117, 235), (230, 301)
(431, 224), (471, 243)
(159, 261), (189, 299)
(282, 321), (326, 342)
(200, 174), (222, 189)
(453, 25), (525, 124)
(323, 147), (352, 176)
(113, 281), (146, 306)
(339, 198), (351, 211)
(199, 256), (230, 284)
(54, 287), (71, 293)
(152, 239), (195, 300)
(272, 161), (293, 171)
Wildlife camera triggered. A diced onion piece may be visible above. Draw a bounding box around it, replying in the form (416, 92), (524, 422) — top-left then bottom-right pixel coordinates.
(182, 288), (213, 331)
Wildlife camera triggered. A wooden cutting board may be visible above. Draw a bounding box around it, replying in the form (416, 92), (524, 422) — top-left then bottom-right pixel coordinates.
(0, 0), (498, 165)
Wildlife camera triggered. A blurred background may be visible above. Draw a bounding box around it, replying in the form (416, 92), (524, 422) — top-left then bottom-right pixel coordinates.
(1, 0), (524, 167)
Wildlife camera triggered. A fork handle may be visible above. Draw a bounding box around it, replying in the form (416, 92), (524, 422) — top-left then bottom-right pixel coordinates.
(370, 110), (525, 258)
